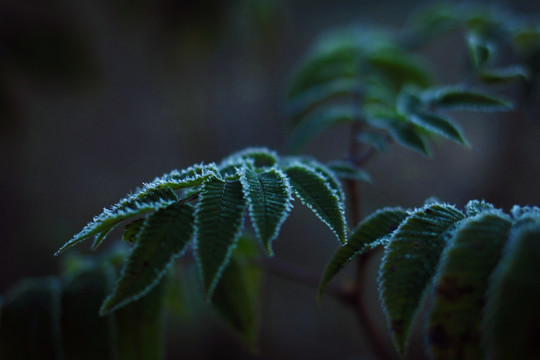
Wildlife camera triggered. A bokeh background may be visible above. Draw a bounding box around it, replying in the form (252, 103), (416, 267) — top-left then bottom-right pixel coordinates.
(1, 0), (539, 359)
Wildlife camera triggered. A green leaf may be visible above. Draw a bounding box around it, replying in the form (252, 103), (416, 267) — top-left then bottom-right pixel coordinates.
(369, 47), (432, 88)
(240, 167), (293, 256)
(287, 105), (355, 152)
(465, 199), (495, 217)
(378, 203), (465, 357)
(423, 86), (512, 111)
(287, 37), (360, 99)
(211, 239), (261, 348)
(482, 220), (540, 360)
(510, 205), (540, 220)
(122, 218), (145, 244)
(478, 65), (530, 84)
(56, 163), (218, 255)
(115, 275), (168, 360)
(0, 277), (62, 360)
(220, 147), (278, 170)
(368, 117), (429, 156)
(357, 130), (389, 153)
(426, 212), (512, 360)
(326, 160), (372, 183)
(467, 33), (493, 68)
(284, 162), (347, 244)
(396, 90), (423, 116)
(194, 177), (247, 299)
(404, 3), (460, 44)
(286, 79), (359, 120)
(296, 158), (346, 204)
(319, 207), (408, 296)
(100, 201), (195, 315)
(56, 187), (179, 255)
(409, 112), (468, 146)
(61, 264), (118, 360)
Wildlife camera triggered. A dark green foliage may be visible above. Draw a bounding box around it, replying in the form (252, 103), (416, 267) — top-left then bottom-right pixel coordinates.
(426, 212), (512, 360)
(319, 207), (408, 296)
(195, 177), (247, 299)
(101, 202), (196, 314)
(55, 147), (346, 310)
(115, 278), (168, 360)
(61, 265), (118, 360)
(284, 162), (347, 243)
(378, 204), (465, 356)
(482, 219), (540, 360)
(0, 277), (63, 360)
(321, 200), (540, 359)
(240, 167), (293, 255)
(12, 3), (538, 359)
(211, 235), (261, 347)
(326, 160), (372, 183)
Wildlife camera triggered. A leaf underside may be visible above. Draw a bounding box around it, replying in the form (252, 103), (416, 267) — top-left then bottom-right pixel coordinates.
(426, 212), (512, 360)
(378, 203), (465, 357)
(100, 201), (195, 315)
(195, 177), (246, 299)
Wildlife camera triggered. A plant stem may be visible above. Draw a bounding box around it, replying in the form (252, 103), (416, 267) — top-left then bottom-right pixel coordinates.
(347, 99), (395, 360)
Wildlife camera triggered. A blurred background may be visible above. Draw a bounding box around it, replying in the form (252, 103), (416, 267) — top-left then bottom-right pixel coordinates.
(1, 0), (539, 359)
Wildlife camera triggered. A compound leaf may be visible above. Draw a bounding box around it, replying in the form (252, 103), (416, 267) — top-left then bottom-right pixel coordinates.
(319, 207), (408, 296)
(100, 202), (195, 315)
(378, 203), (465, 357)
(240, 167), (293, 255)
(482, 220), (540, 360)
(426, 212), (512, 360)
(194, 177), (246, 299)
(284, 163), (347, 244)
(0, 277), (62, 360)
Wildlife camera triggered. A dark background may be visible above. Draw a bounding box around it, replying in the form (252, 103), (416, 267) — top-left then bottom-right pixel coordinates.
(1, 0), (539, 359)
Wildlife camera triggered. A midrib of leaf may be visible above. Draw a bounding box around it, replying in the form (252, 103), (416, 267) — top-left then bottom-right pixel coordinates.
(241, 168), (293, 255)
(284, 163), (347, 244)
(194, 177), (246, 299)
(100, 202), (195, 315)
(378, 204), (465, 357)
